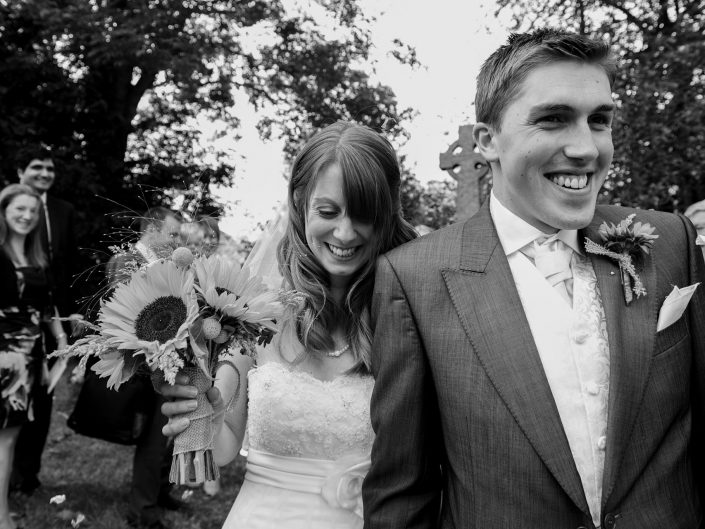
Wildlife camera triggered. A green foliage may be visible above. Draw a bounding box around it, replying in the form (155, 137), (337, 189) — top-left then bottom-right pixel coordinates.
(495, 0), (705, 212)
(0, 0), (410, 304)
(401, 170), (457, 230)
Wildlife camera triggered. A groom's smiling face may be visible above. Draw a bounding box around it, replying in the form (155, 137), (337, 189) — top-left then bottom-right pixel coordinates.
(479, 60), (615, 233)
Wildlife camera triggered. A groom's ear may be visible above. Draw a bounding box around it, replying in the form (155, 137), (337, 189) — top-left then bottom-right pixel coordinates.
(473, 122), (499, 163)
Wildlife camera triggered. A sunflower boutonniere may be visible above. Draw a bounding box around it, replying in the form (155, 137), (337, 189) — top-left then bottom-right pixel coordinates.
(584, 213), (659, 305)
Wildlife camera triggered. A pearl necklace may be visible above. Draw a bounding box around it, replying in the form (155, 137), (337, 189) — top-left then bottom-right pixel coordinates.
(326, 343), (350, 358)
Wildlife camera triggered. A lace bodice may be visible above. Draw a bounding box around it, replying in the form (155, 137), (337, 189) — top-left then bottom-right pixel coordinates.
(246, 362), (374, 460)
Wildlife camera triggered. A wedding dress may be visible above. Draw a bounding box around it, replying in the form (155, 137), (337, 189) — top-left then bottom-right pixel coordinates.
(221, 361), (374, 529)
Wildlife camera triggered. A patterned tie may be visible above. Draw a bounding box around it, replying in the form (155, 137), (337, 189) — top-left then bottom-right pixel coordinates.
(522, 234), (574, 305)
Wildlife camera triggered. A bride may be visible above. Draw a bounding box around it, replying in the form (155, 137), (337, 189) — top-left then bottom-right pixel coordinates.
(161, 121), (417, 528)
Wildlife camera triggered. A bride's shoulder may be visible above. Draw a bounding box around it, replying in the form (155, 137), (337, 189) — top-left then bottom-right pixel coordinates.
(254, 319), (303, 365)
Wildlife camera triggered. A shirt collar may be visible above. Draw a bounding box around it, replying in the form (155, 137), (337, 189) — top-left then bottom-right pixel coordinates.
(40, 193), (47, 204)
(489, 190), (582, 256)
(134, 240), (158, 263)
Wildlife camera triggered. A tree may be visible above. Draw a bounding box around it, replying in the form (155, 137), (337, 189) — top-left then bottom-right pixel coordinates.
(495, 0), (705, 212)
(0, 0), (412, 304)
(401, 168), (457, 231)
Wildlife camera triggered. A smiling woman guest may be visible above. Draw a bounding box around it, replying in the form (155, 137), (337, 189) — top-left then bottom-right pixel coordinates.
(0, 184), (67, 529)
(161, 121), (417, 528)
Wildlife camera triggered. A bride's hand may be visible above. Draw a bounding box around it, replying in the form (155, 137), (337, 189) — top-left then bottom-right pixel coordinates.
(160, 373), (197, 436)
(160, 372), (226, 436)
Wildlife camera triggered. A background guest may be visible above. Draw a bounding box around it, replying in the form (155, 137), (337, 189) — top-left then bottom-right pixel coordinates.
(105, 207), (184, 529)
(684, 198), (705, 261)
(11, 147), (76, 496)
(196, 215), (221, 256)
(0, 184), (67, 529)
(105, 207), (182, 284)
(179, 221), (207, 256)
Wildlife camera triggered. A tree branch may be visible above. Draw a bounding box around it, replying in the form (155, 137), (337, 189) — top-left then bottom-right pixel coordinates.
(682, 0), (705, 19)
(599, 0), (650, 32)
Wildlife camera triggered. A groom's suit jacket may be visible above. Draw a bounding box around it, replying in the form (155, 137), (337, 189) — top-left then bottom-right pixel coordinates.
(363, 202), (705, 529)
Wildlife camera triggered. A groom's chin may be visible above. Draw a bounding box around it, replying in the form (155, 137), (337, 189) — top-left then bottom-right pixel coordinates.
(544, 203), (598, 231)
(554, 211), (596, 231)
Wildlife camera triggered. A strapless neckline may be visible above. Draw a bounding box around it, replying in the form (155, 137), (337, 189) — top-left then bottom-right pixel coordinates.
(254, 360), (370, 385)
(246, 358), (374, 460)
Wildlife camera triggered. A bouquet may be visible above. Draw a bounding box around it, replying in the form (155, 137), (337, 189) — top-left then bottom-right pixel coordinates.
(55, 245), (293, 484)
(1, 311), (41, 428)
(0, 349), (31, 427)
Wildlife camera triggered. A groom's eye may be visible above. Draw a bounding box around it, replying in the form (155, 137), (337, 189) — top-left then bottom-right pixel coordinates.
(536, 114), (564, 125)
(590, 113), (613, 129)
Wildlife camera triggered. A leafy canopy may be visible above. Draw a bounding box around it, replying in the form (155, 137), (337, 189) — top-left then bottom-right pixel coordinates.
(0, 0), (413, 305)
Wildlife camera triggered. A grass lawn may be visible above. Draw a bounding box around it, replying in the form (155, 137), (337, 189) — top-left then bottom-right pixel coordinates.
(10, 372), (247, 528)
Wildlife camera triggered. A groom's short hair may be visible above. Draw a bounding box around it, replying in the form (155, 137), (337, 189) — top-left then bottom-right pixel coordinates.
(475, 29), (617, 131)
(139, 206), (181, 233)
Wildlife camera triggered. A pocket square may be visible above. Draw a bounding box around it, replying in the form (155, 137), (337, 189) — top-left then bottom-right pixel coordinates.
(656, 283), (700, 332)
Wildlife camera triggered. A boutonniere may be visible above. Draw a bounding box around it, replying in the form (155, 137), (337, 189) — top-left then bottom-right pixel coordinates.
(584, 213), (659, 305)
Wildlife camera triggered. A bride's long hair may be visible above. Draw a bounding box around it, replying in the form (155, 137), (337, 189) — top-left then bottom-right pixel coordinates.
(277, 121), (417, 373)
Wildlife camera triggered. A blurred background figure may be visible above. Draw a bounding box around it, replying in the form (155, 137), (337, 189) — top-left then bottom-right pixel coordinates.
(684, 199), (705, 261)
(0, 184), (67, 529)
(105, 207), (182, 285)
(105, 207), (184, 529)
(179, 222), (206, 255)
(196, 215), (221, 257)
(11, 147), (76, 498)
(179, 216), (221, 259)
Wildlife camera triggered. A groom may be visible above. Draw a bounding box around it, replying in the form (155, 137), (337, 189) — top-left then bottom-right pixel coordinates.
(364, 29), (705, 528)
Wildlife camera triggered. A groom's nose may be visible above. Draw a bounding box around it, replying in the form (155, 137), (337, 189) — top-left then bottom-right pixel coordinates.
(563, 123), (600, 161)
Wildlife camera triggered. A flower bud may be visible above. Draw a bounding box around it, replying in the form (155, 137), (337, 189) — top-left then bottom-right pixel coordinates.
(202, 318), (222, 340)
(213, 329), (230, 344)
(171, 247), (194, 268)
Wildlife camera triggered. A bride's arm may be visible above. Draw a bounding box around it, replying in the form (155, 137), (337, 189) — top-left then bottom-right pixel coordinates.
(210, 353), (253, 466)
(211, 333), (287, 464)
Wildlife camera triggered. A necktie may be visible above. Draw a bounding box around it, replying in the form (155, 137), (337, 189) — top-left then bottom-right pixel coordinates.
(522, 234), (574, 305)
(38, 198), (53, 260)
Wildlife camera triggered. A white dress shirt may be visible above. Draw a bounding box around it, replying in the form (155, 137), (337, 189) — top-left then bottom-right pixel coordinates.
(490, 192), (610, 527)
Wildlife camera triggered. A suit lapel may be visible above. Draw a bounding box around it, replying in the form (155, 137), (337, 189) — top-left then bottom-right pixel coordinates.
(581, 210), (657, 509)
(442, 202), (590, 515)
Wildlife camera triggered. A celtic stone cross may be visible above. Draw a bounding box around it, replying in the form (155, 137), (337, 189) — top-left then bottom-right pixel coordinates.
(438, 124), (490, 222)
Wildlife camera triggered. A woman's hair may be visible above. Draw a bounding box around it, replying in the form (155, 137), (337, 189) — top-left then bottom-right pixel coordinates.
(277, 121), (417, 373)
(0, 183), (48, 268)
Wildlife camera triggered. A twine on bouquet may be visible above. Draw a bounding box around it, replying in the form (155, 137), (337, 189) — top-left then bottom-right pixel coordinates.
(155, 365), (219, 484)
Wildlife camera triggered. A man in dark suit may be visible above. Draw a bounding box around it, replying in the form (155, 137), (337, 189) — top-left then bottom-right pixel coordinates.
(364, 30), (705, 528)
(12, 146), (76, 494)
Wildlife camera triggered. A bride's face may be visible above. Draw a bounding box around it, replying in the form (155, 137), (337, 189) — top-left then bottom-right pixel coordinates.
(305, 163), (376, 290)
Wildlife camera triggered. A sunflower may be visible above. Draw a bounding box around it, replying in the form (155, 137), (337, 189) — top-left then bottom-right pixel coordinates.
(99, 260), (199, 366)
(598, 213), (659, 264)
(194, 255), (282, 331)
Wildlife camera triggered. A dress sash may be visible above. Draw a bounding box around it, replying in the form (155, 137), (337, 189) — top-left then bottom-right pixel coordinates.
(245, 448), (369, 517)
